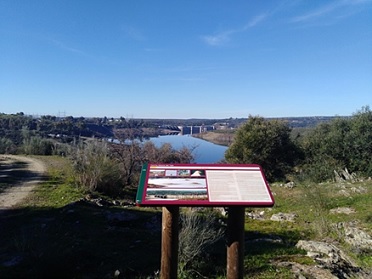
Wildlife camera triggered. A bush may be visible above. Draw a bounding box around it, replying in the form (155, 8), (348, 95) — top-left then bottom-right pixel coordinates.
(225, 116), (301, 182)
(299, 106), (372, 182)
(22, 136), (54, 155)
(111, 140), (194, 188)
(0, 137), (16, 154)
(178, 208), (225, 278)
(69, 140), (122, 194)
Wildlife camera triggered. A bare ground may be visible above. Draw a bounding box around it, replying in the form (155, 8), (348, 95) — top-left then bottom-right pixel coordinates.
(0, 155), (46, 209)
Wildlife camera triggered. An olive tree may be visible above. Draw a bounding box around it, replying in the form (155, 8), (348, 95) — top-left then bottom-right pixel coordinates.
(225, 116), (301, 182)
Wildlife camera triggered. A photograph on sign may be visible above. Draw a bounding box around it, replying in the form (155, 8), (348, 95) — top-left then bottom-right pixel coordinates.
(147, 169), (208, 201)
(136, 163), (274, 207)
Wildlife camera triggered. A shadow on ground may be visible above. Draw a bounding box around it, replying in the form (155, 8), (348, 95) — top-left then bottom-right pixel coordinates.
(0, 201), (309, 279)
(0, 202), (162, 279)
(0, 161), (47, 193)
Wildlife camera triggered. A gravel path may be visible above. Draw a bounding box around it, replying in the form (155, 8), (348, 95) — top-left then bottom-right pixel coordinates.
(0, 155), (46, 209)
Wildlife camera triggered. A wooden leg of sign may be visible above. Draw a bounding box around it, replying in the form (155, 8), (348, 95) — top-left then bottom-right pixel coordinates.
(160, 206), (179, 279)
(227, 206), (245, 279)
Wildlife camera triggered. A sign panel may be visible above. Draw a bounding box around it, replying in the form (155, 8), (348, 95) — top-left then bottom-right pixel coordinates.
(136, 163), (274, 207)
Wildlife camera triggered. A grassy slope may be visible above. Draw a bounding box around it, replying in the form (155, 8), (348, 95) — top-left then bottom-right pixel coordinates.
(193, 130), (234, 146)
(0, 156), (371, 278)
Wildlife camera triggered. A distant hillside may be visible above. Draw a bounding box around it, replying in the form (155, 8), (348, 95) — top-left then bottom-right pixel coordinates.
(142, 116), (341, 129)
(270, 116), (345, 128)
(0, 113), (342, 145)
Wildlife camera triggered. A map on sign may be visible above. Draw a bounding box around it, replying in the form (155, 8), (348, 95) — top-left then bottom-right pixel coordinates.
(136, 163), (274, 207)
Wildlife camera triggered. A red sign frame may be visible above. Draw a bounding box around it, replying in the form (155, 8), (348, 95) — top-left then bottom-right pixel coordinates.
(136, 163), (275, 207)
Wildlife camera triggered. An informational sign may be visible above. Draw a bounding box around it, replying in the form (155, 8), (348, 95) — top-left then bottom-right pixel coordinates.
(136, 163), (274, 207)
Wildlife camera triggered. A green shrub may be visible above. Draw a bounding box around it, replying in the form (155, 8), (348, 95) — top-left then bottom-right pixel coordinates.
(225, 116), (302, 182)
(0, 137), (16, 154)
(22, 136), (54, 155)
(299, 106), (372, 182)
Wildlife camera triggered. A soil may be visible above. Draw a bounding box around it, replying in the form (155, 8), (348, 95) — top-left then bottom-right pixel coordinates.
(0, 155), (46, 209)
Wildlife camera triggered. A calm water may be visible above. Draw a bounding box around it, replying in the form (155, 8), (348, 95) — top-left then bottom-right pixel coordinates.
(149, 135), (228, 163)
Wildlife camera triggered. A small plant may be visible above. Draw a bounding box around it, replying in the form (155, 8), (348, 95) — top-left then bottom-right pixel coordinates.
(178, 208), (225, 278)
(300, 183), (333, 238)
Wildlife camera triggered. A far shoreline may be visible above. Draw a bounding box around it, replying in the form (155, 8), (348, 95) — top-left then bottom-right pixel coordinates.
(192, 131), (234, 147)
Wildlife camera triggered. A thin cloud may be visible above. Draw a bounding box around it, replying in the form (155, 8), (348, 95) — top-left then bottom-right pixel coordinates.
(47, 37), (119, 65)
(202, 30), (235, 46)
(144, 48), (163, 52)
(292, 0), (372, 23)
(245, 13), (268, 28)
(202, 13), (267, 47)
(49, 39), (86, 55)
(121, 25), (146, 41)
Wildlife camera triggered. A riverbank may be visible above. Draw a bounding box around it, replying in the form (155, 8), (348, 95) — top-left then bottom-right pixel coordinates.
(192, 131), (234, 146)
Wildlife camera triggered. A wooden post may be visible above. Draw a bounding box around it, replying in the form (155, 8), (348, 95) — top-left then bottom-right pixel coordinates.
(227, 206), (245, 279)
(160, 206), (180, 279)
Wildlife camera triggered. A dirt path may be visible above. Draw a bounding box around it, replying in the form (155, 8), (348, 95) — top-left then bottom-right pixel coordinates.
(0, 155), (46, 209)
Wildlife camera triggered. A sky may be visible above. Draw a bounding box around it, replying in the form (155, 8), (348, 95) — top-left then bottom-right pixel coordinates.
(1, 0), (371, 119)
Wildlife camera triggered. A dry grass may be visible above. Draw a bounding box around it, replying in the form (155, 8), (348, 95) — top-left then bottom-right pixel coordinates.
(193, 131), (234, 146)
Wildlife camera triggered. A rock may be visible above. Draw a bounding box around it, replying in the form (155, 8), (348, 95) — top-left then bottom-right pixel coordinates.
(270, 212), (298, 222)
(247, 236), (283, 244)
(295, 240), (368, 278)
(114, 269), (120, 278)
(350, 186), (367, 194)
(214, 207), (228, 216)
(336, 222), (372, 252)
(336, 184), (367, 196)
(120, 200), (136, 207)
(246, 210), (265, 220)
(334, 168), (358, 183)
(275, 261), (337, 279)
(277, 181), (295, 188)
(338, 189), (350, 197)
(330, 207), (356, 215)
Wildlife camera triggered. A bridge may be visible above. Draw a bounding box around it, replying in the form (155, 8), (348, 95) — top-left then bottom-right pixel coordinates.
(178, 125), (215, 135)
(160, 125), (215, 135)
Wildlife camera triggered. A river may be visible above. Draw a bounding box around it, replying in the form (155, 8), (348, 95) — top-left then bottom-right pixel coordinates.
(149, 135), (228, 163)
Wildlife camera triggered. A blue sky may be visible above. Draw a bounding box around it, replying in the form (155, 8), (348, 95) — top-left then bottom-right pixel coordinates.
(1, 0), (371, 119)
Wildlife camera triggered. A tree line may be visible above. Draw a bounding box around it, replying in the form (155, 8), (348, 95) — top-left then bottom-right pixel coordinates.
(1, 106), (371, 196)
(226, 106), (372, 183)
